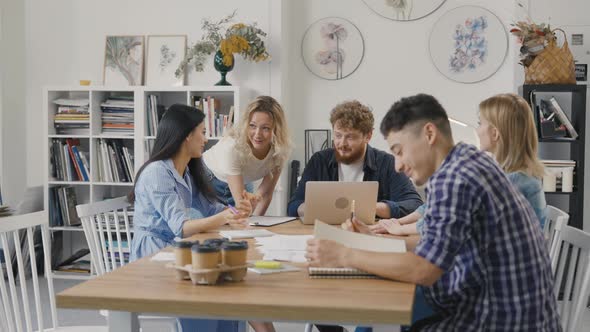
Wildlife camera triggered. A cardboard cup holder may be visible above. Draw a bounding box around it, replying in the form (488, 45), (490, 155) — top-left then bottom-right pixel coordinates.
(166, 263), (251, 285)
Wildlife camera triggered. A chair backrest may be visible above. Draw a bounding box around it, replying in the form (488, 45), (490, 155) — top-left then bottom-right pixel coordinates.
(544, 205), (569, 248)
(76, 196), (132, 276)
(548, 218), (565, 274)
(552, 225), (590, 332)
(0, 211), (58, 332)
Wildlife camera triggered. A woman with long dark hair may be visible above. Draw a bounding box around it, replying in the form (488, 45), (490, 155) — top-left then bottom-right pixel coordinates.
(129, 104), (251, 331)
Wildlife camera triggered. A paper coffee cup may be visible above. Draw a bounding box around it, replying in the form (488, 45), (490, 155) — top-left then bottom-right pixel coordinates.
(191, 244), (221, 284)
(222, 241), (249, 281)
(173, 240), (196, 280)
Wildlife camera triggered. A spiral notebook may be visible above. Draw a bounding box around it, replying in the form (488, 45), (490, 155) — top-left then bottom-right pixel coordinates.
(308, 220), (406, 279)
(308, 267), (378, 279)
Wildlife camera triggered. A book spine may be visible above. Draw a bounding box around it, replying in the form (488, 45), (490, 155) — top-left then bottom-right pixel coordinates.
(71, 145), (89, 181)
(66, 139), (83, 181)
(79, 151), (91, 182)
(550, 97), (578, 139)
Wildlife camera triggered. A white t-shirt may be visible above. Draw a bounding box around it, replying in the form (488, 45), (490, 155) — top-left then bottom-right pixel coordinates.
(338, 157), (365, 182)
(203, 137), (276, 183)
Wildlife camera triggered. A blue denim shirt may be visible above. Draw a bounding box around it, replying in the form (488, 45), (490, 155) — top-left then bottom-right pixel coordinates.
(287, 145), (423, 218)
(415, 171), (547, 234)
(130, 159), (225, 261)
(506, 171), (547, 228)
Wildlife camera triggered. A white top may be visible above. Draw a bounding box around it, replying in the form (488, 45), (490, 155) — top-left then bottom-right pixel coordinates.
(338, 157), (365, 182)
(203, 136), (275, 183)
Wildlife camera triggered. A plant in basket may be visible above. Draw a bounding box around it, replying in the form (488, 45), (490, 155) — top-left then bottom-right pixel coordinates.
(509, 2), (575, 84)
(509, 3), (553, 67)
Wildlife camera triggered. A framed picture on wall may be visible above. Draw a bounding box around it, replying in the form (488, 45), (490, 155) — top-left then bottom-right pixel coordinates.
(305, 129), (331, 165)
(362, 0), (446, 21)
(103, 35), (145, 86)
(301, 17), (365, 80)
(429, 6), (508, 83)
(145, 35), (187, 86)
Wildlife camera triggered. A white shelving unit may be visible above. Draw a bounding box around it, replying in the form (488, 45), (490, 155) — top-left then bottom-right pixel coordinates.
(44, 85), (240, 279)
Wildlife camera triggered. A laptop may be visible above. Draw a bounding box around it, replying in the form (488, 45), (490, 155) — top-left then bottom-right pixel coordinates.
(302, 181), (378, 225)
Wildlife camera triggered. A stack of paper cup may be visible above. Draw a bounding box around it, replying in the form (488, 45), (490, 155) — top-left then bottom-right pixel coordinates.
(561, 167), (574, 192)
(543, 170), (557, 192)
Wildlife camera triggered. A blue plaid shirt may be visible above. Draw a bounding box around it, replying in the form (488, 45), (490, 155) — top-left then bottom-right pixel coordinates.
(415, 143), (560, 331)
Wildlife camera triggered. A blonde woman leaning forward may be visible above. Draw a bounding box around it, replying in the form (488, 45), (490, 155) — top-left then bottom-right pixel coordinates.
(203, 96), (293, 216)
(370, 93), (547, 237)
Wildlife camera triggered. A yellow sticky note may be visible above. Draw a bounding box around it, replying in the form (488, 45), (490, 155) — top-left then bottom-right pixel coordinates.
(254, 261), (282, 269)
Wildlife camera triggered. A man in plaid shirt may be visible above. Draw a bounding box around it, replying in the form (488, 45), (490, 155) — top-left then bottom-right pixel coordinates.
(306, 94), (560, 331)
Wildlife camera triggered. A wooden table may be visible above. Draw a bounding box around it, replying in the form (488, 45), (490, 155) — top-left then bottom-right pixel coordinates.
(56, 221), (415, 331)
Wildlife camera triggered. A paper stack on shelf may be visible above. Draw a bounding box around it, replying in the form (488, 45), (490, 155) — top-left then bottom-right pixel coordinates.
(53, 98), (90, 135)
(101, 97), (134, 135)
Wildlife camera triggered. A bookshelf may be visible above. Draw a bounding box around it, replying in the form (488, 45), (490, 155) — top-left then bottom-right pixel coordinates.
(521, 84), (586, 230)
(44, 86), (240, 279)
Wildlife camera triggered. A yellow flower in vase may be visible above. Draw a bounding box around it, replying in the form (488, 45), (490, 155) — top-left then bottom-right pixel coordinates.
(175, 10), (271, 85)
(219, 35), (250, 66)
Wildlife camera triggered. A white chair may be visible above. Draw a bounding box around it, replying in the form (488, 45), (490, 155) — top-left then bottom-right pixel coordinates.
(0, 210), (106, 331)
(76, 196), (133, 275)
(552, 225), (590, 332)
(76, 196), (177, 331)
(544, 205), (569, 249)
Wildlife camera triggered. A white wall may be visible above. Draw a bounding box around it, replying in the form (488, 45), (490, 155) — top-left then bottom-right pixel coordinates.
(0, 0), (26, 206)
(25, 0), (278, 187)
(283, 0), (519, 162)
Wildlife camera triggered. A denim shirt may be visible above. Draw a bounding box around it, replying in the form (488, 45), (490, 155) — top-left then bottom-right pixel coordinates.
(130, 159), (225, 261)
(287, 145), (423, 218)
(506, 171), (547, 228)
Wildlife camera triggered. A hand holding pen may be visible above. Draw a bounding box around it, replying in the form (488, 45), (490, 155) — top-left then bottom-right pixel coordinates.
(340, 200), (372, 235)
(226, 198), (252, 227)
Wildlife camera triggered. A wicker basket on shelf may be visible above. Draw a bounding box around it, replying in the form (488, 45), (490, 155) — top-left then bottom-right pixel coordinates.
(524, 29), (576, 84)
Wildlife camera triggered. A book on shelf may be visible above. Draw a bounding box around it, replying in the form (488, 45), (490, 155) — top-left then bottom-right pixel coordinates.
(538, 98), (578, 139)
(101, 98), (134, 135)
(193, 96), (233, 137)
(96, 139), (134, 183)
(49, 186), (81, 227)
(146, 95), (166, 136)
(52, 98), (90, 135)
(50, 138), (89, 182)
(56, 260), (91, 274)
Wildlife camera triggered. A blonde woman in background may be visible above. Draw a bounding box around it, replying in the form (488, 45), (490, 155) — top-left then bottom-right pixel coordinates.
(372, 93), (547, 237)
(203, 96), (292, 217)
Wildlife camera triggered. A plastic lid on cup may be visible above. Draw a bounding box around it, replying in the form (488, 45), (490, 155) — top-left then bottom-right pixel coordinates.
(173, 240), (197, 249)
(221, 241), (249, 251)
(191, 244), (221, 253)
(203, 238), (228, 248)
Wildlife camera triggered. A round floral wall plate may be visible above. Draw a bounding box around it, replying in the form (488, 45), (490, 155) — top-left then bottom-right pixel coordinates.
(301, 17), (365, 80)
(362, 0), (446, 21)
(429, 5), (508, 84)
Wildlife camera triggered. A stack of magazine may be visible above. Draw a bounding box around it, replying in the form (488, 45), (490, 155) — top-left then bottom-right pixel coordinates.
(52, 98), (90, 135)
(101, 97), (134, 135)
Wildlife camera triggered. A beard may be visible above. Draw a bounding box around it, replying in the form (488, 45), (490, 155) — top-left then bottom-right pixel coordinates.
(334, 145), (366, 164)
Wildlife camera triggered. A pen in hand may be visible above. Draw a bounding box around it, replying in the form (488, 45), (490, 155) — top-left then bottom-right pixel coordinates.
(228, 204), (240, 215)
(351, 199), (356, 221)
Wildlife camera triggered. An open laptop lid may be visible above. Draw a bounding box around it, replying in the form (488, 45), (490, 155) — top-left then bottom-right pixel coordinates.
(302, 181), (378, 225)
